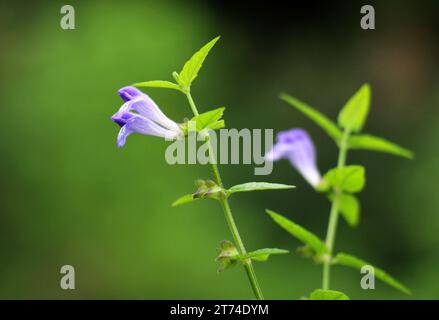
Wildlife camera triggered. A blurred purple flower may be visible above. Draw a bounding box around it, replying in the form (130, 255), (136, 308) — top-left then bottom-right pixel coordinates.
(265, 128), (322, 187)
(111, 86), (181, 147)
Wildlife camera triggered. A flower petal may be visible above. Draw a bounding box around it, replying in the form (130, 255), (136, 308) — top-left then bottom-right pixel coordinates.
(281, 129), (317, 169)
(265, 143), (292, 161)
(266, 128), (322, 187)
(116, 115), (180, 147)
(118, 86), (144, 102)
(111, 109), (135, 127)
(112, 86), (181, 147)
(128, 97), (180, 132)
(117, 125), (133, 148)
(128, 115), (179, 138)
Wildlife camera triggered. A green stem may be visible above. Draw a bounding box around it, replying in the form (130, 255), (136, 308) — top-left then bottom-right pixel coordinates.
(322, 128), (351, 290)
(186, 92), (200, 116)
(185, 91), (264, 300)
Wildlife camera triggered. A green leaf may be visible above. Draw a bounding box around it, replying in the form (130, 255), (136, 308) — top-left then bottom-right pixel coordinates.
(330, 193), (360, 227)
(333, 252), (411, 295)
(178, 36), (220, 90)
(338, 84), (371, 132)
(228, 182), (295, 194)
(190, 107), (225, 131)
(348, 134), (414, 159)
(207, 120), (225, 131)
(266, 209), (328, 255)
(309, 289), (350, 300)
(171, 194), (197, 207)
(320, 165), (365, 193)
(234, 248), (289, 262)
(133, 80), (181, 91)
(280, 93), (342, 143)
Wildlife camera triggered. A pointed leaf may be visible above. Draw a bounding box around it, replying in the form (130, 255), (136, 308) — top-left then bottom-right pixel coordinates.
(133, 80), (181, 91)
(310, 289), (350, 300)
(349, 134), (414, 159)
(172, 194), (197, 207)
(320, 165), (365, 193)
(228, 182), (295, 194)
(208, 120), (225, 131)
(191, 107), (225, 131)
(330, 193), (360, 227)
(234, 248), (289, 262)
(338, 84), (371, 132)
(178, 36), (220, 89)
(280, 93), (342, 143)
(266, 209), (328, 255)
(333, 252), (411, 295)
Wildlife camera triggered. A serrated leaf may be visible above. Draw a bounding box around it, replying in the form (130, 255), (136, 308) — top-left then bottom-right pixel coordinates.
(234, 248), (289, 262)
(266, 209), (328, 255)
(333, 252), (411, 295)
(338, 84), (371, 132)
(320, 165), (365, 193)
(178, 36), (220, 90)
(280, 93), (342, 143)
(348, 134), (414, 159)
(228, 182), (295, 194)
(191, 107), (225, 131)
(208, 120), (225, 131)
(309, 289), (350, 300)
(133, 80), (181, 91)
(171, 194), (197, 207)
(329, 193), (360, 227)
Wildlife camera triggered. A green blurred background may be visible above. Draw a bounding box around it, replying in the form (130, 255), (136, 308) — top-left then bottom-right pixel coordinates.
(0, 0), (438, 299)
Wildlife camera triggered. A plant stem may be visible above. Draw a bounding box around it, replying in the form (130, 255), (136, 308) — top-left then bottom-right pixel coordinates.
(322, 128), (351, 290)
(185, 91), (264, 300)
(186, 92), (200, 117)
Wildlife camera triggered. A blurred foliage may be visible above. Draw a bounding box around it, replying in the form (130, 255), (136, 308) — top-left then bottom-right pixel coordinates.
(0, 0), (438, 299)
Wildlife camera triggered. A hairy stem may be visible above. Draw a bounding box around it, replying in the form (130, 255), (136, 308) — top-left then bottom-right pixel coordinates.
(185, 91), (264, 300)
(322, 128), (351, 290)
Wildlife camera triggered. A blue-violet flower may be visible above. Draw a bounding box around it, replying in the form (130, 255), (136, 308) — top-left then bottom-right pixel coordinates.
(111, 86), (181, 147)
(265, 128), (322, 187)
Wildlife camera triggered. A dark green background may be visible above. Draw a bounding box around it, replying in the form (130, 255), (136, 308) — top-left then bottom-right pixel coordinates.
(0, 0), (438, 299)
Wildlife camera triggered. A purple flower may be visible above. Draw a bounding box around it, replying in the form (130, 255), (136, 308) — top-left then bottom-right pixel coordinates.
(265, 128), (322, 187)
(111, 86), (181, 147)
